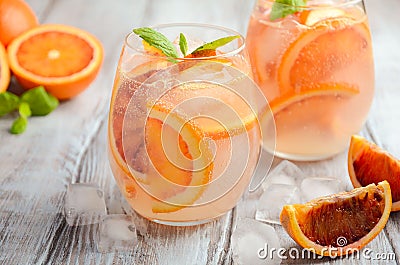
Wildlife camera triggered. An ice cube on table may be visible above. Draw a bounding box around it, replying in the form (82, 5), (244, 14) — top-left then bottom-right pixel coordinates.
(64, 183), (107, 226)
(231, 218), (281, 265)
(256, 184), (301, 225)
(261, 160), (304, 191)
(97, 214), (138, 253)
(300, 177), (343, 202)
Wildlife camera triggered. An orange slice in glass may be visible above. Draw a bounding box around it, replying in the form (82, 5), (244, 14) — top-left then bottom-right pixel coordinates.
(7, 24), (103, 99)
(280, 181), (392, 256)
(145, 103), (214, 213)
(348, 135), (400, 211)
(269, 82), (359, 114)
(0, 42), (10, 92)
(278, 15), (370, 96)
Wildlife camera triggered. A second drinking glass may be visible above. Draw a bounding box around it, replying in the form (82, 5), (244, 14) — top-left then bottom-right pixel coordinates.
(247, 0), (375, 161)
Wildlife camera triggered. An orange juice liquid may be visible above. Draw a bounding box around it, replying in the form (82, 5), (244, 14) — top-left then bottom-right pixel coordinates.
(246, 1), (374, 160)
(108, 63), (260, 224)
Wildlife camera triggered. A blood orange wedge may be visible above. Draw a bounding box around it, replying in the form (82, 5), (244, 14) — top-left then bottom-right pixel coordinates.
(0, 42), (10, 92)
(145, 102), (214, 213)
(7, 24), (103, 100)
(280, 181), (392, 256)
(348, 135), (400, 211)
(278, 15), (370, 96)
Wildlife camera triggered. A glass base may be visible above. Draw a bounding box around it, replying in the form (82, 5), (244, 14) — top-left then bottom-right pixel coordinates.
(150, 218), (217, 226)
(264, 146), (346, 162)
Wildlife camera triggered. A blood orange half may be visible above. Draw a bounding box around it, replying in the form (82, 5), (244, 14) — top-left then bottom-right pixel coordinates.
(7, 24), (103, 100)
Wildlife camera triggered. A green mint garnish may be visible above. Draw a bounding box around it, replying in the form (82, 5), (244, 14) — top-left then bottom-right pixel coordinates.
(20, 86), (59, 116)
(1, 86), (59, 134)
(179, 33), (188, 56)
(18, 102), (31, 118)
(10, 116), (28, 134)
(270, 0), (307, 21)
(192, 35), (240, 53)
(10, 103), (31, 134)
(133, 27), (179, 58)
(0, 92), (20, 117)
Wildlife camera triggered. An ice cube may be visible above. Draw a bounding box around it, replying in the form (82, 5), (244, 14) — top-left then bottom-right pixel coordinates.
(231, 218), (281, 265)
(256, 184), (301, 225)
(63, 183), (107, 226)
(261, 160), (304, 191)
(300, 177), (343, 202)
(97, 214), (138, 253)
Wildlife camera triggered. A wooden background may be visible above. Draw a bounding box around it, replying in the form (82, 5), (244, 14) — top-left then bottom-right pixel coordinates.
(1, 0), (399, 264)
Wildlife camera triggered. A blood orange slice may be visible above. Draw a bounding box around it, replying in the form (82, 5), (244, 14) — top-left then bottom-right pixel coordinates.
(269, 82), (359, 114)
(348, 135), (400, 211)
(145, 103), (214, 213)
(7, 24), (103, 100)
(278, 15), (370, 96)
(280, 181), (392, 256)
(0, 42), (10, 92)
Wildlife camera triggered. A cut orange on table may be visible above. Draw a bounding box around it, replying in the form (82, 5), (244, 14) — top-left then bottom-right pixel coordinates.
(280, 181), (392, 256)
(7, 24), (103, 100)
(145, 103), (213, 213)
(278, 15), (370, 96)
(348, 135), (400, 211)
(0, 42), (10, 92)
(0, 0), (39, 47)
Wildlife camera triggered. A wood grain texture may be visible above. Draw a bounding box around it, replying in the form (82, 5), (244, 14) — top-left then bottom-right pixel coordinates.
(0, 0), (399, 264)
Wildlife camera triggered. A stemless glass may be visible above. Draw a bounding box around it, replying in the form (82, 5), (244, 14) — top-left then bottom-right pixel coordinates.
(107, 23), (275, 226)
(247, 0), (375, 161)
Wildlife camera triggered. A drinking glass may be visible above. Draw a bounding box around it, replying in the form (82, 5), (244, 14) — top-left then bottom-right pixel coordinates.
(247, 0), (375, 161)
(107, 23), (275, 225)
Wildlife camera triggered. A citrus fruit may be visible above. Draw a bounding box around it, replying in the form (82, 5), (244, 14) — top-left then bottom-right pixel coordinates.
(269, 82), (359, 114)
(348, 135), (400, 211)
(0, 0), (38, 47)
(7, 24), (103, 100)
(0, 42), (10, 92)
(278, 15), (370, 96)
(280, 181), (392, 256)
(145, 103), (213, 213)
(299, 8), (346, 26)
(165, 73), (258, 140)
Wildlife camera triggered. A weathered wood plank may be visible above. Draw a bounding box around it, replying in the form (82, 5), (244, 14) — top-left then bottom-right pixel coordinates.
(1, 0), (399, 264)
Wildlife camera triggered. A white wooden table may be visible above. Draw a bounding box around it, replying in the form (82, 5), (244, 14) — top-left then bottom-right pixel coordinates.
(1, 0), (399, 264)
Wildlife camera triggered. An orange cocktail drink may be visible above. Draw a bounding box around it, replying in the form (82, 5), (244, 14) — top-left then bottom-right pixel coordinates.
(247, 0), (374, 160)
(108, 24), (273, 225)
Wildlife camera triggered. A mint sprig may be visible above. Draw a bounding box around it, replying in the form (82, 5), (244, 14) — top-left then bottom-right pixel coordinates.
(0, 92), (20, 117)
(179, 33), (188, 57)
(192, 35), (240, 53)
(133, 27), (240, 59)
(1, 86), (59, 134)
(20, 86), (59, 116)
(133, 27), (179, 58)
(270, 0), (307, 21)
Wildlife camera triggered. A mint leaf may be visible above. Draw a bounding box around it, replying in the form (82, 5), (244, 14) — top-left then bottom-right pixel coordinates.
(179, 33), (188, 56)
(133, 27), (178, 58)
(19, 102), (31, 118)
(192, 35), (240, 53)
(0, 92), (20, 116)
(270, 0), (307, 21)
(10, 116), (28, 134)
(20, 86), (59, 116)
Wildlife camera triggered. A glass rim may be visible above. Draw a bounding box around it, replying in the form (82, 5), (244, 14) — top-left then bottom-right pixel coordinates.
(124, 22), (246, 61)
(258, 0), (363, 9)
